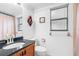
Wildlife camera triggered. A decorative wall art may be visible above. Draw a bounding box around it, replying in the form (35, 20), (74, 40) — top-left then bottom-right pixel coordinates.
(27, 16), (33, 26)
(39, 17), (45, 23)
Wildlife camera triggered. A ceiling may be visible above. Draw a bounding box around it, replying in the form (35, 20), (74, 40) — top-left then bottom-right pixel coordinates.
(0, 3), (22, 16)
(24, 3), (54, 10)
(0, 3), (54, 16)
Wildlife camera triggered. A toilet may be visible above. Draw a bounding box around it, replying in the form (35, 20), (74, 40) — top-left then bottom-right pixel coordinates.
(35, 38), (47, 56)
(35, 46), (46, 56)
(30, 38), (47, 56)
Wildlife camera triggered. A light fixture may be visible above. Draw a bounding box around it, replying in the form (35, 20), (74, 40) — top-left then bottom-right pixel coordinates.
(17, 3), (21, 5)
(10, 3), (21, 6)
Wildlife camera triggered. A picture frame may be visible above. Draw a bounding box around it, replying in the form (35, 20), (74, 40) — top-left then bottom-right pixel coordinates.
(39, 17), (45, 23)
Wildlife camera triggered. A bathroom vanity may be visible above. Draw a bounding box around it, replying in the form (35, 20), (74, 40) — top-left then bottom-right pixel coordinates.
(13, 43), (35, 56)
(0, 38), (35, 56)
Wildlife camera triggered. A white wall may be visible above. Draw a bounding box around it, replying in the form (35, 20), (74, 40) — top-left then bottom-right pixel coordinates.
(34, 4), (74, 56)
(22, 5), (35, 39)
(15, 5), (35, 39)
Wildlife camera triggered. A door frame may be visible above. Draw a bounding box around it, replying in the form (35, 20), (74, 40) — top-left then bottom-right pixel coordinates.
(73, 3), (78, 56)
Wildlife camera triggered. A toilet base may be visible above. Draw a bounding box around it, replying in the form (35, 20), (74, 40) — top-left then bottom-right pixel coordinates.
(35, 51), (46, 56)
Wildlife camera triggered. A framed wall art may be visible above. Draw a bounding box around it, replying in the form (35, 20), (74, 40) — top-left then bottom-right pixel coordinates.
(39, 17), (45, 23)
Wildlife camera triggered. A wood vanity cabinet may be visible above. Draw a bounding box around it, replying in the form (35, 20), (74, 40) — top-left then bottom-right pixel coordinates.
(14, 43), (35, 56)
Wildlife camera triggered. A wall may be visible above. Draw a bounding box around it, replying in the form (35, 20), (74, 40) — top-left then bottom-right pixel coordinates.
(22, 6), (36, 39)
(15, 5), (35, 39)
(34, 4), (74, 56)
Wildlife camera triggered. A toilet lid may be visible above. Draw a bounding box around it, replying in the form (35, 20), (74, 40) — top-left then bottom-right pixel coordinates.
(35, 46), (46, 52)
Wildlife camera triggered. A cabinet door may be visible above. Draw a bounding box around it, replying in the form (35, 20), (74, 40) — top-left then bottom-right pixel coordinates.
(15, 49), (24, 56)
(14, 43), (35, 56)
(15, 52), (21, 56)
(15, 48), (26, 56)
(25, 44), (35, 56)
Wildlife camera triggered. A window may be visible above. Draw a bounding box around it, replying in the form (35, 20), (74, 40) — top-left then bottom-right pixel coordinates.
(50, 5), (68, 31)
(0, 13), (15, 40)
(18, 16), (22, 31)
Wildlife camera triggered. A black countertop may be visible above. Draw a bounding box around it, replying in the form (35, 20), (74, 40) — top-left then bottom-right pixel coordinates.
(0, 39), (35, 56)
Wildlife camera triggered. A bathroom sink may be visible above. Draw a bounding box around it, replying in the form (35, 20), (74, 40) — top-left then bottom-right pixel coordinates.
(2, 42), (25, 49)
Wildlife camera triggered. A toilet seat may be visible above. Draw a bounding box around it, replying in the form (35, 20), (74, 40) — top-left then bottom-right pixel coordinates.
(35, 46), (46, 52)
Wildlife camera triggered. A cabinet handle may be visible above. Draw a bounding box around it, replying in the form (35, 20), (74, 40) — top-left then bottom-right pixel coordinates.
(22, 52), (24, 56)
(24, 50), (26, 55)
(20, 53), (22, 56)
(19, 50), (26, 56)
(20, 52), (23, 56)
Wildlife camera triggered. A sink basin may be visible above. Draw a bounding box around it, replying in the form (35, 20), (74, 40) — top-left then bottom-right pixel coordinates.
(2, 42), (25, 49)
